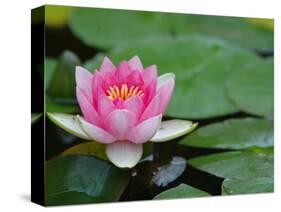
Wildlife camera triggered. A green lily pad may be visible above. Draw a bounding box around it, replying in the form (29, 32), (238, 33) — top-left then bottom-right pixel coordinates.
(69, 8), (172, 50)
(225, 59), (274, 118)
(107, 36), (259, 119)
(69, 7), (273, 50)
(179, 15), (273, 49)
(188, 151), (273, 180)
(180, 118), (273, 150)
(222, 177), (274, 195)
(46, 155), (130, 205)
(62, 142), (107, 161)
(154, 184), (210, 200)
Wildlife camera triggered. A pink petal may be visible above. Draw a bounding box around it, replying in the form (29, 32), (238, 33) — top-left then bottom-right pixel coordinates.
(126, 71), (144, 87)
(142, 65), (157, 83)
(157, 79), (175, 114)
(77, 116), (116, 144)
(105, 109), (137, 140)
(128, 115), (162, 144)
(100, 57), (116, 73)
(141, 79), (156, 105)
(128, 55), (144, 71)
(123, 96), (144, 119)
(103, 72), (117, 90)
(76, 87), (102, 126)
(106, 141), (143, 168)
(97, 94), (115, 119)
(116, 61), (131, 82)
(140, 93), (161, 122)
(75, 66), (93, 103)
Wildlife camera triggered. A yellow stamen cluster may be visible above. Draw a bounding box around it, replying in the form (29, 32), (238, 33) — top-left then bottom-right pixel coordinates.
(106, 84), (144, 100)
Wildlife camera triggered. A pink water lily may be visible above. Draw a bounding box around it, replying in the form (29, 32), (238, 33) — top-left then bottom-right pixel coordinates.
(48, 56), (197, 168)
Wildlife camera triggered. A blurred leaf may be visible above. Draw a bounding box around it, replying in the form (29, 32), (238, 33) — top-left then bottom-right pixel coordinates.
(46, 155), (130, 205)
(179, 15), (273, 49)
(246, 18), (274, 31)
(108, 36), (259, 119)
(45, 5), (73, 27)
(46, 96), (79, 113)
(84, 53), (106, 71)
(152, 157), (186, 187)
(225, 59), (273, 118)
(154, 184), (210, 200)
(188, 151), (273, 180)
(180, 118), (273, 149)
(69, 8), (172, 49)
(249, 147), (274, 157)
(45, 57), (57, 88)
(62, 142), (107, 160)
(69, 7), (273, 50)
(222, 177), (273, 195)
(47, 50), (81, 100)
(31, 113), (42, 125)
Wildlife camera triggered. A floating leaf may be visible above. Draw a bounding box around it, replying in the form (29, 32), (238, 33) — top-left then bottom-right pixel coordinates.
(188, 151), (273, 180)
(108, 36), (259, 119)
(226, 59), (273, 118)
(222, 177), (274, 195)
(150, 120), (197, 142)
(62, 142), (107, 161)
(152, 157), (186, 187)
(154, 184), (210, 200)
(180, 15), (273, 49)
(180, 118), (273, 150)
(69, 7), (273, 50)
(46, 155), (130, 205)
(69, 8), (172, 49)
(47, 50), (81, 100)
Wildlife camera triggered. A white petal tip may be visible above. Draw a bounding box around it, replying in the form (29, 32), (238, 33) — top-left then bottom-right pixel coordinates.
(47, 113), (91, 140)
(150, 120), (198, 142)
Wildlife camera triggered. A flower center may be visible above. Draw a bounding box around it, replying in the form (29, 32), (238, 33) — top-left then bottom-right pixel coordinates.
(106, 84), (144, 101)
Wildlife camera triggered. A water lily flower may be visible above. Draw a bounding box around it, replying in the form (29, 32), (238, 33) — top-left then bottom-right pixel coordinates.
(48, 56), (197, 168)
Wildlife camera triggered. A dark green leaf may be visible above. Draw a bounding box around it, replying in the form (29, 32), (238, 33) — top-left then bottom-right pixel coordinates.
(108, 36), (259, 119)
(154, 184), (210, 200)
(45, 58), (57, 88)
(188, 151), (273, 180)
(225, 59), (274, 118)
(62, 142), (107, 161)
(180, 118), (273, 149)
(47, 50), (81, 100)
(46, 155), (130, 205)
(46, 95), (79, 113)
(222, 177), (274, 195)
